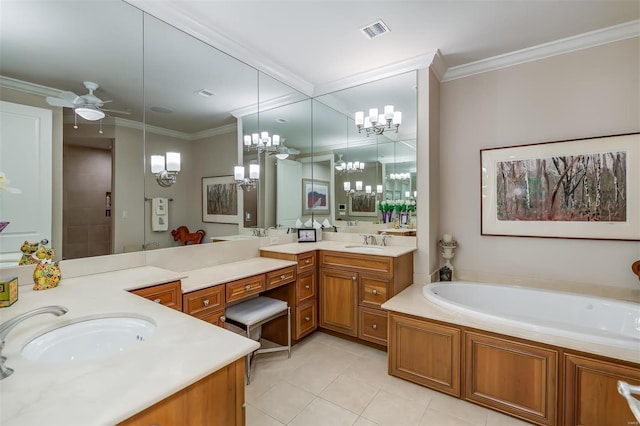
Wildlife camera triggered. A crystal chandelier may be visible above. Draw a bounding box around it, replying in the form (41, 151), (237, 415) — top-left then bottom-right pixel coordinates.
(354, 105), (401, 136)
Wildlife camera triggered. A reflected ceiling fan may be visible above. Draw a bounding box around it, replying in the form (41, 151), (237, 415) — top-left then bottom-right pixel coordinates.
(269, 140), (300, 159)
(45, 81), (130, 121)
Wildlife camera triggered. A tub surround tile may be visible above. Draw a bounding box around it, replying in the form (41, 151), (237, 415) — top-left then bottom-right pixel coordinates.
(383, 283), (640, 364)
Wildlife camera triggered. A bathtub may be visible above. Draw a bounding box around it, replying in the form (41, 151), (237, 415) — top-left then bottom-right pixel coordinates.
(422, 282), (640, 351)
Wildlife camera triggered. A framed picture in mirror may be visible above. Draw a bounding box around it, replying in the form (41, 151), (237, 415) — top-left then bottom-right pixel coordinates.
(348, 194), (377, 217)
(202, 176), (240, 224)
(297, 228), (317, 243)
(302, 179), (329, 214)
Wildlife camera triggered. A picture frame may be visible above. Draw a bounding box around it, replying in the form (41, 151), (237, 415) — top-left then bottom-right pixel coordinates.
(297, 228), (317, 243)
(348, 193), (378, 217)
(480, 133), (639, 241)
(302, 179), (329, 214)
(202, 176), (240, 224)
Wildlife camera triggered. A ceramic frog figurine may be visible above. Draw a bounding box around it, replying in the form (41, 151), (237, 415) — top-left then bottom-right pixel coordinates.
(32, 246), (61, 290)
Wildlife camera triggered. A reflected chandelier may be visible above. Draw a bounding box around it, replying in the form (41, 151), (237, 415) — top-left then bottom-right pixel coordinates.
(354, 105), (401, 136)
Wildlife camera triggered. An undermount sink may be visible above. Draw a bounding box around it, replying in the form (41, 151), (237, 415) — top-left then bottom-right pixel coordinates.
(21, 314), (156, 364)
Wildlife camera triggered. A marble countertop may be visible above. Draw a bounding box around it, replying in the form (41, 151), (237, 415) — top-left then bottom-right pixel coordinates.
(181, 257), (297, 293)
(382, 283), (640, 364)
(0, 266), (260, 426)
(259, 240), (416, 257)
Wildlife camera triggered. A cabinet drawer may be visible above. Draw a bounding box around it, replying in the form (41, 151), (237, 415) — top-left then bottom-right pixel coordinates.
(359, 307), (388, 346)
(226, 274), (265, 302)
(192, 308), (226, 327)
(266, 266), (296, 290)
(297, 252), (316, 273)
(320, 250), (391, 275)
(183, 285), (225, 316)
(296, 272), (316, 304)
(359, 275), (389, 308)
(130, 280), (182, 311)
(296, 302), (317, 339)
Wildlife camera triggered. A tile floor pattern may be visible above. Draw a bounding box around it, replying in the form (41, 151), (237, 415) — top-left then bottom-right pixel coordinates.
(245, 331), (532, 426)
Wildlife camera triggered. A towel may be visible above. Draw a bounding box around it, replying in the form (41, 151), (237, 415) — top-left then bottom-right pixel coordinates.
(295, 218), (303, 229)
(304, 218), (312, 228)
(151, 197), (168, 232)
(322, 219), (331, 228)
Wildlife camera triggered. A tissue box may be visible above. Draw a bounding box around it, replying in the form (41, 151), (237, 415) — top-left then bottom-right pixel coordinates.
(0, 276), (18, 307)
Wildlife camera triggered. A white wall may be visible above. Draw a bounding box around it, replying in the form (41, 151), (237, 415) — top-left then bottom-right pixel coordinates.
(438, 38), (640, 289)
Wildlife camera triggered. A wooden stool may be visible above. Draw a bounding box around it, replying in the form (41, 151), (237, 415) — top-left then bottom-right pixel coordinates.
(225, 296), (291, 384)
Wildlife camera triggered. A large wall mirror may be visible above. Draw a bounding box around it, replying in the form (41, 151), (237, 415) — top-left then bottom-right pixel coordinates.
(0, 0), (416, 269)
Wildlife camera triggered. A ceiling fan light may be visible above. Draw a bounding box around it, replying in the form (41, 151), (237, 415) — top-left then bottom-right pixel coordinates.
(275, 153), (289, 160)
(75, 107), (105, 121)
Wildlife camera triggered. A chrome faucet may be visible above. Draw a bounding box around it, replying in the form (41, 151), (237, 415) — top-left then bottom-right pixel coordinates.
(0, 305), (68, 380)
(380, 232), (390, 246)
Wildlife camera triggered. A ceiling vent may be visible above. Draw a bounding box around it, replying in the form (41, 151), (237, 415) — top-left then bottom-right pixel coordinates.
(197, 88), (215, 97)
(360, 20), (390, 39)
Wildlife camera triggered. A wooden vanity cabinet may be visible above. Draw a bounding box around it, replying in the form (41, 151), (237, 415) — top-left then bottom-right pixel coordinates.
(226, 274), (265, 302)
(119, 358), (245, 426)
(260, 250), (318, 342)
(183, 284), (225, 327)
(319, 250), (413, 346)
(129, 280), (182, 311)
(563, 352), (640, 426)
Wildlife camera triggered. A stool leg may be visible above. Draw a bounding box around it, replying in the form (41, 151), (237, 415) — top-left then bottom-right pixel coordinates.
(246, 327), (252, 385)
(287, 306), (291, 359)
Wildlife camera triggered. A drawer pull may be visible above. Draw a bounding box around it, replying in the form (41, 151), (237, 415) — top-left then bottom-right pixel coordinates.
(203, 299), (210, 306)
(245, 284), (251, 291)
(304, 316), (310, 322)
(305, 284), (310, 289)
(280, 274), (286, 280)
(372, 323), (378, 330)
(352, 276), (357, 281)
(153, 298), (161, 304)
(220, 316), (226, 322)
(372, 289), (378, 295)
(305, 259), (310, 264)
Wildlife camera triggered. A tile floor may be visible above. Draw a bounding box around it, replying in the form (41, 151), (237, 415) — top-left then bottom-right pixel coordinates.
(245, 331), (532, 426)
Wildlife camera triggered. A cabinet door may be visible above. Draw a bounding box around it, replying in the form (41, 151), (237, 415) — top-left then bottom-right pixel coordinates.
(464, 331), (557, 426)
(319, 268), (358, 337)
(564, 353), (640, 426)
(388, 312), (461, 396)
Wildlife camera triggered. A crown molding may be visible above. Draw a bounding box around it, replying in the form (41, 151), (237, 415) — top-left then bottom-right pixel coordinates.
(313, 51), (438, 97)
(125, 0), (314, 96)
(230, 93), (308, 118)
(442, 19), (640, 82)
(0, 75), (62, 97)
(429, 50), (447, 82)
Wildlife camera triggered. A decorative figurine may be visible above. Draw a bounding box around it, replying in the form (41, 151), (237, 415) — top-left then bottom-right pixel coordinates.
(32, 245), (61, 290)
(438, 234), (458, 281)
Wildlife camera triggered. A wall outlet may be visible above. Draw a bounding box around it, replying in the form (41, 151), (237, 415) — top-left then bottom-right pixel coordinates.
(269, 236), (279, 245)
(339, 211), (346, 216)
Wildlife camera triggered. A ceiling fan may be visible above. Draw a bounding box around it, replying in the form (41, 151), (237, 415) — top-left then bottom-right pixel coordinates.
(45, 81), (130, 121)
(270, 142), (300, 159)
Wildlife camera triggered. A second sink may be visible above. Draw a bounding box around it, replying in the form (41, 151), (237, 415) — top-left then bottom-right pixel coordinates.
(21, 314), (156, 364)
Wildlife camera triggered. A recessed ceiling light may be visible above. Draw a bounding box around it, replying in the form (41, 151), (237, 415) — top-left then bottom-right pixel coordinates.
(197, 88), (215, 97)
(360, 19), (390, 39)
(275, 118), (288, 123)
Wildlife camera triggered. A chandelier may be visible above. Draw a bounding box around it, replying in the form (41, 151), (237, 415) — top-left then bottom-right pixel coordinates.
(354, 105), (401, 136)
(335, 154), (364, 174)
(243, 131), (282, 153)
(343, 181), (383, 197)
(388, 172), (411, 181)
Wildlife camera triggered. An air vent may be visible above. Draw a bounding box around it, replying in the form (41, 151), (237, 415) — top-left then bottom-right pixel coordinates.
(197, 88), (215, 97)
(360, 20), (390, 39)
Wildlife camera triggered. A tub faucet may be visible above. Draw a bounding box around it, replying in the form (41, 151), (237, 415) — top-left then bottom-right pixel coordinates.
(0, 305), (68, 380)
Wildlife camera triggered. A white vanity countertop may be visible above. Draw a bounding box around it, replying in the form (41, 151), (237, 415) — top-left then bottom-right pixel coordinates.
(260, 240), (416, 257)
(0, 266), (260, 426)
(383, 283), (640, 365)
(181, 257), (297, 293)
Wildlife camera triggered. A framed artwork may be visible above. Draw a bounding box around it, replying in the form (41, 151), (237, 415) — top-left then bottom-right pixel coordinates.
(302, 179), (329, 214)
(348, 193), (378, 217)
(202, 176), (240, 224)
(480, 133), (639, 241)
(297, 228), (317, 243)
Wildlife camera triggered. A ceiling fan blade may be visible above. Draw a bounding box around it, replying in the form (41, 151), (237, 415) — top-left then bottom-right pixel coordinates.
(45, 96), (76, 108)
(59, 91), (81, 102)
(101, 108), (131, 115)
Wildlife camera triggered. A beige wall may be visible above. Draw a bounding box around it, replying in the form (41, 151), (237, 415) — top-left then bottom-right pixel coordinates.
(438, 38), (640, 289)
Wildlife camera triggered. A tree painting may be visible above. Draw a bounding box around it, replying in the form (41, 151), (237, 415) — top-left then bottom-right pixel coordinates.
(207, 182), (237, 215)
(496, 151), (626, 222)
